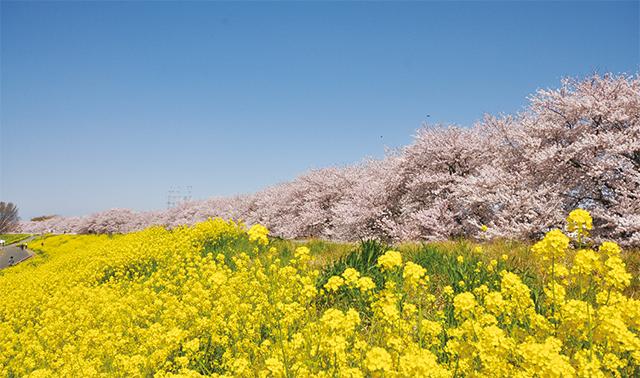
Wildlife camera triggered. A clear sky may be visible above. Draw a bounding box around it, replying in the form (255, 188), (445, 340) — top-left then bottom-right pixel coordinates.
(2, 1), (638, 222)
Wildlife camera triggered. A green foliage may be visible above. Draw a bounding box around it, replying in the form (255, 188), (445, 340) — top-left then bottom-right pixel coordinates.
(622, 247), (640, 299)
(200, 231), (251, 271)
(317, 238), (390, 291)
(313, 238), (391, 318)
(410, 241), (491, 291)
(404, 239), (548, 316)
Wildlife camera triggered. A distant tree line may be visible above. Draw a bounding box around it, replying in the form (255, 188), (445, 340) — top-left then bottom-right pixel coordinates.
(30, 215), (60, 222)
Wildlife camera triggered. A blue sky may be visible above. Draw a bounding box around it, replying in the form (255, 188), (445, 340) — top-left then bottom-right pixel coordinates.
(2, 1), (638, 222)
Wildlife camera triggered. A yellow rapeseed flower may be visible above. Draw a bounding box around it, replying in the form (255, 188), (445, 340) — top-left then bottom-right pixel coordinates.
(377, 250), (402, 271)
(454, 292), (476, 314)
(342, 268), (360, 285)
(571, 249), (601, 276)
(3, 210), (639, 378)
(356, 277), (376, 293)
(325, 276), (345, 292)
(599, 241), (621, 258)
(567, 208), (593, 238)
(247, 224), (269, 245)
(443, 285), (455, 298)
(532, 229), (569, 267)
(365, 347), (393, 372)
(403, 261), (427, 289)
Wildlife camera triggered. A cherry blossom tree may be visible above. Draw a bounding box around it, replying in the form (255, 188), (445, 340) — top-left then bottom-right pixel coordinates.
(16, 72), (640, 246)
(479, 72), (640, 244)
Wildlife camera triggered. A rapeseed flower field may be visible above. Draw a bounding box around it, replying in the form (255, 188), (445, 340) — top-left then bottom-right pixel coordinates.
(1, 212), (639, 377)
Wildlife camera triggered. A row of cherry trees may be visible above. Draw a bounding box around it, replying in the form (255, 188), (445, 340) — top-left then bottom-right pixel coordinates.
(19, 73), (640, 246)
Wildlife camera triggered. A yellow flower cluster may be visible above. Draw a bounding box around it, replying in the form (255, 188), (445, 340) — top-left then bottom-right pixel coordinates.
(532, 229), (570, 267)
(247, 224), (269, 245)
(376, 250), (402, 271)
(1, 211), (638, 377)
(567, 208), (593, 239)
(402, 261), (428, 290)
(323, 267), (376, 295)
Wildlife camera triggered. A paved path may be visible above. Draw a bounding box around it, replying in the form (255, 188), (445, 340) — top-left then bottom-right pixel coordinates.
(0, 236), (39, 271)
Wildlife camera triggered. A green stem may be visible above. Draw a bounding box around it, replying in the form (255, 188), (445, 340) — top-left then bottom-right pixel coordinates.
(451, 355), (461, 378)
(587, 301), (593, 361)
(418, 299), (423, 349)
(551, 255), (557, 322)
(268, 262), (292, 378)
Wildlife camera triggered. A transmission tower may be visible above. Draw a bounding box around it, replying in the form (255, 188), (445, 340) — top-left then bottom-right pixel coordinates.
(167, 185), (192, 209)
(167, 187), (175, 209)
